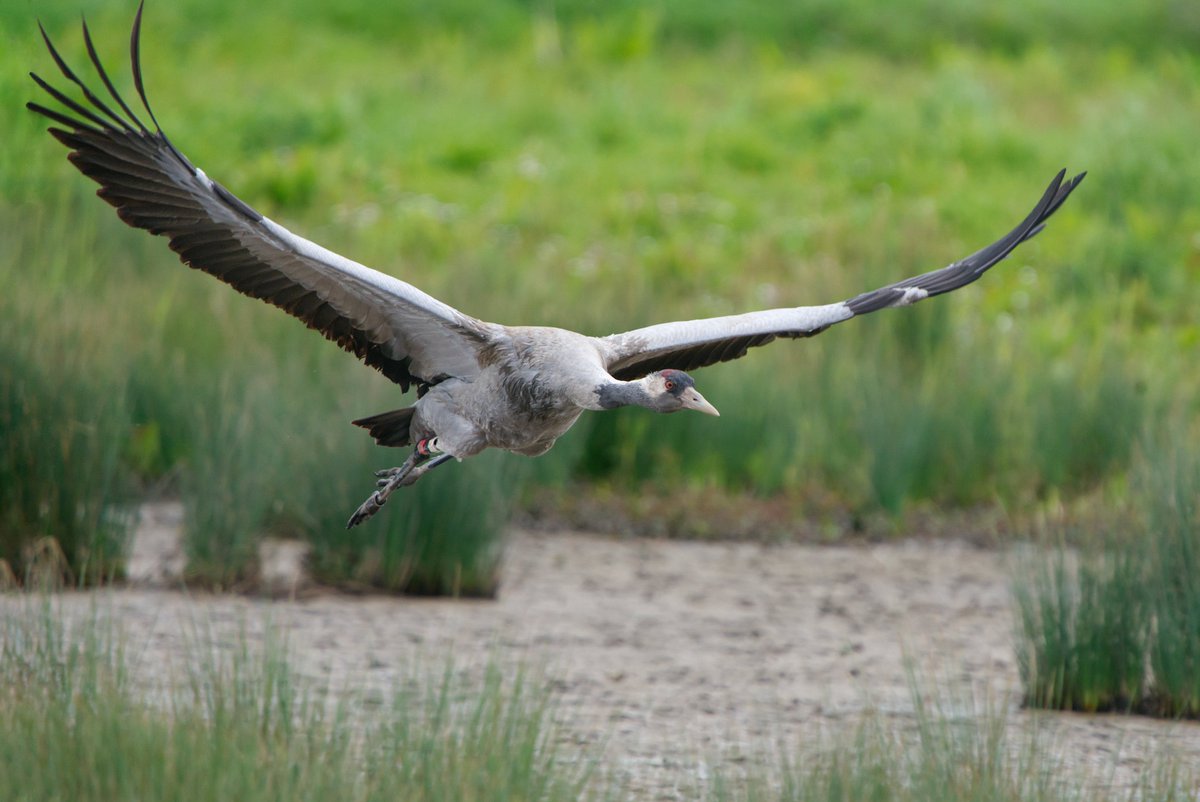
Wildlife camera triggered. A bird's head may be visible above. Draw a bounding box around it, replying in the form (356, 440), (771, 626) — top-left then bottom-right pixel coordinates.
(646, 369), (720, 416)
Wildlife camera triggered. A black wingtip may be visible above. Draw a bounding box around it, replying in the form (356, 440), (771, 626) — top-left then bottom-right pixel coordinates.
(28, 68), (110, 130)
(37, 16), (74, 83)
(995, 166), (1083, 254)
(124, 3), (196, 173)
(83, 13), (148, 135)
(130, 0), (151, 126)
(843, 167), (1086, 317)
(1039, 169), (1086, 223)
(31, 13), (139, 135)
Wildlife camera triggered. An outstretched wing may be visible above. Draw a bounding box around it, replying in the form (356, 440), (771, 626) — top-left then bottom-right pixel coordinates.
(600, 169), (1085, 380)
(27, 5), (497, 393)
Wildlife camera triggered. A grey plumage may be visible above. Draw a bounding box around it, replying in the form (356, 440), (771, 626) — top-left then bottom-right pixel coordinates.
(28, 7), (1085, 527)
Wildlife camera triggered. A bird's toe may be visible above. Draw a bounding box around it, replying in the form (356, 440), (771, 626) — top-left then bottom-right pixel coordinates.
(346, 491), (385, 529)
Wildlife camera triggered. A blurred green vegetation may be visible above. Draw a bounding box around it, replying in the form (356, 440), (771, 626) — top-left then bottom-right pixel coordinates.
(3, 0), (1199, 586)
(1014, 424), (1200, 719)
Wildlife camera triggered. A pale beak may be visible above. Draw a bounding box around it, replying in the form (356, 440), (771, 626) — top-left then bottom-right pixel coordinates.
(682, 388), (720, 417)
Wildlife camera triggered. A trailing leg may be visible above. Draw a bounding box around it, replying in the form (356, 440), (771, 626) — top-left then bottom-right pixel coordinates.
(347, 450), (424, 529)
(345, 438), (453, 529)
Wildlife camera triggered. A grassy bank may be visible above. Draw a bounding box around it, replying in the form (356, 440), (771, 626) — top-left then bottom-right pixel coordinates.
(1014, 423), (1200, 719)
(2, 598), (1195, 800)
(0, 600), (593, 801)
(3, 0), (1198, 582)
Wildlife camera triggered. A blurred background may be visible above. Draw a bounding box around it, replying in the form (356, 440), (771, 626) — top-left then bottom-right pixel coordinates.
(2, 0), (1199, 597)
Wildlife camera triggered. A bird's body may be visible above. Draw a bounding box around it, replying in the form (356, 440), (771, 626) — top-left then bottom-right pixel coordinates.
(28, 6), (1085, 527)
(362, 326), (716, 458)
(411, 327), (607, 459)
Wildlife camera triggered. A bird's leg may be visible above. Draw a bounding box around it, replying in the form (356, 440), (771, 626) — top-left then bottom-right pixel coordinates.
(368, 437), (444, 485)
(399, 453), (455, 485)
(345, 439), (450, 529)
(347, 450), (424, 529)
(415, 437), (442, 458)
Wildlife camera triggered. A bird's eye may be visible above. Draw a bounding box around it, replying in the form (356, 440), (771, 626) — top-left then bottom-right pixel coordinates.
(665, 380), (675, 391)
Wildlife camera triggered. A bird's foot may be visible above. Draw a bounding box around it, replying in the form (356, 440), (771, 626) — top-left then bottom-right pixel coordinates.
(348, 472), (413, 528)
(374, 466), (408, 486)
(348, 452), (423, 528)
(347, 489), (388, 529)
(373, 468), (425, 490)
(346, 447), (457, 529)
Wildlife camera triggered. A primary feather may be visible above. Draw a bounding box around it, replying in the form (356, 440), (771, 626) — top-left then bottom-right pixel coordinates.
(28, 5), (496, 395)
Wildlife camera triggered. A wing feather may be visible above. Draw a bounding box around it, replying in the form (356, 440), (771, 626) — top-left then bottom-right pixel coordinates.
(28, 6), (497, 393)
(601, 170), (1084, 380)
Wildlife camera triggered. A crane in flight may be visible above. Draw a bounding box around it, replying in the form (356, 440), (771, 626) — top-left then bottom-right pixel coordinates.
(28, 5), (1085, 527)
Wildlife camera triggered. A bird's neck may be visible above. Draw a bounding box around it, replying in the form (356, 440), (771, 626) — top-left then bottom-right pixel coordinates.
(594, 378), (654, 411)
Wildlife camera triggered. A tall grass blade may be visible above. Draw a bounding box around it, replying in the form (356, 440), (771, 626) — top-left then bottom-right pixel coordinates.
(0, 596), (596, 801)
(1013, 539), (1149, 714)
(0, 326), (133, 586)
(1141, 443), (1200, 718)
(180, 376), (278, 590)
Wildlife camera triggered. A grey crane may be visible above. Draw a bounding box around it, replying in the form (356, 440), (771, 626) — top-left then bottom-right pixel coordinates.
(28, 7), (1085, 528)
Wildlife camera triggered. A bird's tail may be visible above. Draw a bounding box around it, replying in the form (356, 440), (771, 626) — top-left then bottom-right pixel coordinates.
(352, 407), (417, 448)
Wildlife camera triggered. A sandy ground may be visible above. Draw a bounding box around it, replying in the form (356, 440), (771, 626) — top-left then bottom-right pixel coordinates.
(19, 503), (1200, 798)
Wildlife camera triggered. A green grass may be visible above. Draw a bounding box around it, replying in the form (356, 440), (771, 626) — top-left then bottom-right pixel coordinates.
(0, 295), (134, 586)
(1140, 440), (1200, 718)
(179, 376), (277, 590)
(0, 598), (595, 801)
(299, 448), (524, 597)
(17, 0), (1198, 62)
(714, 679), (1195, 801)
(4, 597), (1197, 801)
(1014, 425), (1200, 719)
(1013, 539), (1149, 714)
(3, 0), (1200, 582)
